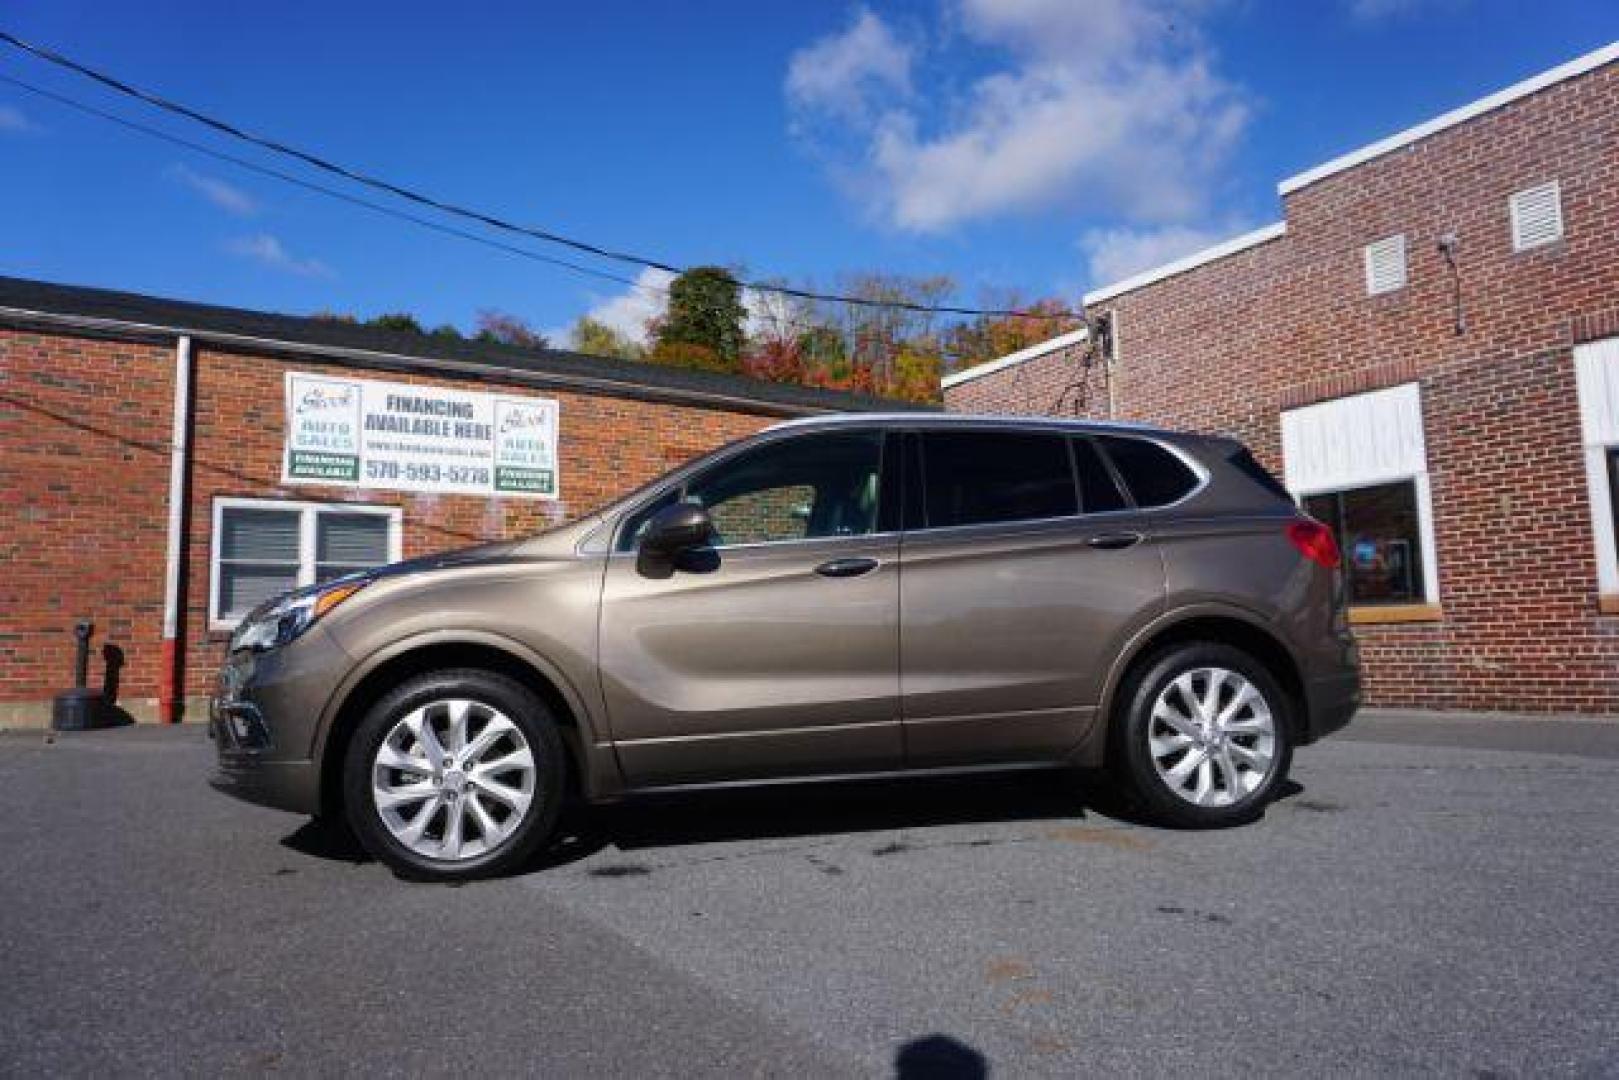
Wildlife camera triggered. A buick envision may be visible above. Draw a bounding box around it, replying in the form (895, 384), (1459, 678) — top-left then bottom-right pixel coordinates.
(212, 415), (1360, 880)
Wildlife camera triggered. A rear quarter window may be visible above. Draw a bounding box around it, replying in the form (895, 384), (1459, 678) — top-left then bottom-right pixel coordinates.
(1096, 435), (1200, 508)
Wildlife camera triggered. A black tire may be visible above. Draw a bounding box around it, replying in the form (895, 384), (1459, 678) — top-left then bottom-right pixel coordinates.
(343, 668), (566, 881)
(1112, 642), (1294, 828)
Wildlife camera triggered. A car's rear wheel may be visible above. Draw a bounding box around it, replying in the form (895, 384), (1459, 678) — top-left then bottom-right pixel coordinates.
(342, 669), (565, 881)
(1114, 642), (1293, 827)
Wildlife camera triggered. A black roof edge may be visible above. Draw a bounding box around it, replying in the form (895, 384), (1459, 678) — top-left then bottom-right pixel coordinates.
(0, 274), (934, 418)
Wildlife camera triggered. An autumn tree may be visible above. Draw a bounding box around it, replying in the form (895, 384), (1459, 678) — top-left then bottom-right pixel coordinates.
(945, 295), (1082, 375)
(474, 309), (549, 350)
(837, 272), (954, 386)
(569, 316), (644, 360)
(742, 339), (806, 384)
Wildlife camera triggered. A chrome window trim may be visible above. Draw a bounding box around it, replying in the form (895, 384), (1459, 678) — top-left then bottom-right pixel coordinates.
(604, 421), (1212, 553)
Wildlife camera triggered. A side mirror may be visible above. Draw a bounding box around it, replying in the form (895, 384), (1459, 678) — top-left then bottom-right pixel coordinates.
(641, 502), (713, 556)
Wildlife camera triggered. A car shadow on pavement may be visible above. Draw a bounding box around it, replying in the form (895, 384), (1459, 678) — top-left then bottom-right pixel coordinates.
(530, 767), (1196, 872)
(279, 771), (1305, 878)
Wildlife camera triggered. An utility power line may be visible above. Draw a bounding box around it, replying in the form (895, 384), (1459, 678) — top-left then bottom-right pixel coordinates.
(0, 72), (651, 293)
(1, 69), (1009, 364)
(0, 29), (1085, 321)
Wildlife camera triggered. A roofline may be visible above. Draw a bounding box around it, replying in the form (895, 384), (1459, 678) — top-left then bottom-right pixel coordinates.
(1081, 223), (1287, 307)
(767, 411), (1168, 434)
(1278, 39), (1619, 195)
(0, 303), (876, 419)
(940, 327), (1090, 389)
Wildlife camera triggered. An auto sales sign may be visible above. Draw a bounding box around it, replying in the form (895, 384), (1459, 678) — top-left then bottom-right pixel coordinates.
(283, 372), (559, 499)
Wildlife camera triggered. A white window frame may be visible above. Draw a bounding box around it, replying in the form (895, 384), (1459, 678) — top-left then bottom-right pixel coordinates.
(1575, 338), (1619, 608)
(1281, 382), (1442, 610)
(1363, 233), (1408, 296)
(209, 496), (402, 630)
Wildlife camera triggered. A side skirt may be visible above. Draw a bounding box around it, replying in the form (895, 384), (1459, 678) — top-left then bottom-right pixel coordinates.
(596, 759), (1074, 802)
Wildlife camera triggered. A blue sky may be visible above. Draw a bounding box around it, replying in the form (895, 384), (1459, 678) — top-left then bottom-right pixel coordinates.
(1, 1), (1614, 346)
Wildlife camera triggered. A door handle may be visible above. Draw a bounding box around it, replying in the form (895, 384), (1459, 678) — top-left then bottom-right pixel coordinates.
(1087, 531), (1144, 551)
(815, 557), (880, 578)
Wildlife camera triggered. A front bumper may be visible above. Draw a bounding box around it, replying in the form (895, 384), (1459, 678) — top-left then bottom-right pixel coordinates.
(209, 625), (350, 816)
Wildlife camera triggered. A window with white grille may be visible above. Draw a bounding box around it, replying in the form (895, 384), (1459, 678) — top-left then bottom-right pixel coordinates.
(1363, 234), (1407, 295)
(1509, 181), (1563, 251)
(210, 497), (400, 626)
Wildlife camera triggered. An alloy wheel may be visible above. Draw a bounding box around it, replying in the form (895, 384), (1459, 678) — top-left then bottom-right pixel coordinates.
(371, 698), (536, 861)
(1147, 667), (1277, 808)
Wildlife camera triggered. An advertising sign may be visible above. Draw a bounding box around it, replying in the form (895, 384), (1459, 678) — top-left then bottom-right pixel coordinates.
(283, 372), (559, 499)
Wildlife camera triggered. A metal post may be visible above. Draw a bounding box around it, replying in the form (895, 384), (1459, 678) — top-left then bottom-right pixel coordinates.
(159, 335), (194, 723)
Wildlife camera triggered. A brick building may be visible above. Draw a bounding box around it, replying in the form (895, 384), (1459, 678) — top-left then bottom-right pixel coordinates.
(0, 276), (903, 728)
(945, 43), (1619, 715)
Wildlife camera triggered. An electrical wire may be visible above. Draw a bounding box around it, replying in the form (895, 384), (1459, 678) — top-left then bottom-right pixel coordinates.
(1, 70), (1044, 365)
(0, 72), (653, 293)
(0, 29), (1085, 321)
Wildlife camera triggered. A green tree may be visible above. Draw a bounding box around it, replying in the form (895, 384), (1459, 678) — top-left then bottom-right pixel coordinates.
(569, 316), (645, 360)
(653, 266), (746, 372)
(368, 312), (425, 335)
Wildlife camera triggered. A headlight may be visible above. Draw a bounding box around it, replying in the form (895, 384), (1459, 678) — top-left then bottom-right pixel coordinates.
(229, 577), (369, 654)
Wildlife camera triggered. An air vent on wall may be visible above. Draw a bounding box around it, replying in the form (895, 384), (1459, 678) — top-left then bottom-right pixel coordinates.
(1509, 181), (1563, 251)
(1363, 234), (1408, 296)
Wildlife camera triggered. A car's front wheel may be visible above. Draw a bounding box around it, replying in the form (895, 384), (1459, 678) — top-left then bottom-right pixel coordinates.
(342, 669), (566, 881)
(1114, 643), (1294, 827)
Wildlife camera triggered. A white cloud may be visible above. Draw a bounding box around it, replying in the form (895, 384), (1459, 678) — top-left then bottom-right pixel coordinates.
(168, 163), (258, 216)
(227, 233), (332, 278)
(1346, 0), (1465, 19)
(787, 1), (1247, 232)
(1080, 223), (1245, 286)
(785, 7), (913, 120)
(0, 104), (39, 134)
(570, 267), (674, 345)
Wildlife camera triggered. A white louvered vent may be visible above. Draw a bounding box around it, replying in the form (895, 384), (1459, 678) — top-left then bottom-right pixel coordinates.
(1510, 181), (1563, 251)
(1363, 234), (1407, 295)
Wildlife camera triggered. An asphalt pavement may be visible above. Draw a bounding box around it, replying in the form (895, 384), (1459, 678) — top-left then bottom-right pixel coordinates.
(1, 712), (1616, 1077)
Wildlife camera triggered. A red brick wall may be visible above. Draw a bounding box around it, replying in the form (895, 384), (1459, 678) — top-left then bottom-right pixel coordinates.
(1, 331), (174, 714)
(945, 61), (1619, 714)
(1, 328), (777, 721)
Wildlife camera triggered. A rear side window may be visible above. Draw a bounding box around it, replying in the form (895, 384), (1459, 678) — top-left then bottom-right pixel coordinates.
(1097, 435), (1200, 508)
(1071, 437), (1128, 513)
(922, 431), (1077, 528)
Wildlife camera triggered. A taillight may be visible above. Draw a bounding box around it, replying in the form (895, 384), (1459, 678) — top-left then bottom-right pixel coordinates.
(1286, 518), (1340, 569)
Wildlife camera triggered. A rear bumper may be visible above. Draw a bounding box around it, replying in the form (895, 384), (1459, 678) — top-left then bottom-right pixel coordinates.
(1301, 670), (1361, 744)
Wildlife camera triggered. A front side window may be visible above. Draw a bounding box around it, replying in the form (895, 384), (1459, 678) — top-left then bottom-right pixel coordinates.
(213, 499), (399, 625)
(618, 431), (883, 550)
(921, 430), (1077, 528)
(1304, 482), (1426, 606)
